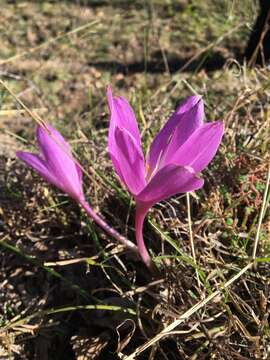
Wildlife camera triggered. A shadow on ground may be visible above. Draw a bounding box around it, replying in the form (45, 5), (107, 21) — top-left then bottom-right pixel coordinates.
(88, 50), (228, 75)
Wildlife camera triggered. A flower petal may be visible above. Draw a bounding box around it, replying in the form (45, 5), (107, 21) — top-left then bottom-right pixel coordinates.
(136, 163), (204, 207)
(36, 125), (84, 201)
(171, 121), (224, 173)
(110, 153), (126, 185)
(16, 151), (61, 189)
(107, 86), (142, 154)
(113, 126), (146, 195)
(146, 95), (203, 176)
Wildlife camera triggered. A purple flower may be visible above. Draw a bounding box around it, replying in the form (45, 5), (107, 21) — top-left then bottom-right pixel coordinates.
(17, 124), (84, 203)
(108, 87), (224, 269)
(16, 124), (138, 253)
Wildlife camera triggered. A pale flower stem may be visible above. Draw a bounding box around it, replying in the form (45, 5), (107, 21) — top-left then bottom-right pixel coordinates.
(80, 200), (138, 253)
(135, 206), (156, 272)
(186, 192), (201, 288)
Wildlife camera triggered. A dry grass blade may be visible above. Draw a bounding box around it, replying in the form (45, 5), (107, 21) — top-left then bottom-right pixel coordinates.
(0, 108), (47, 117)
(126, 157), (270, 358)
(0, 20), (99, 66)
(252, 163), (270, 259)
(125, 263), (253, 359)
(151, 21), (246, 101)
(186, 192), (200, 288)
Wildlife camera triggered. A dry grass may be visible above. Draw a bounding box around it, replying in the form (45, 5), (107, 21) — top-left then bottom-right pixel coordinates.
(0, 0), (269, 359)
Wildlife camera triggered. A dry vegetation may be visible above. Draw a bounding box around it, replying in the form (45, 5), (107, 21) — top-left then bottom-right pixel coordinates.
(0, 0), (269, 359)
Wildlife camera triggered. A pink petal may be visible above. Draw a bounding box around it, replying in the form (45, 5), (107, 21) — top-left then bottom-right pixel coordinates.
(171, 121), (224, 173)
(16, 151), (61, 189)
(146, 96), (203, 176)
(36, 125), (84, 201)
(136, 163), (204, 207)
(113, 126), (146, 195)
(107, 86), (142, 155)
(110, 153), (126, 185)
(75, 163), (83, 185)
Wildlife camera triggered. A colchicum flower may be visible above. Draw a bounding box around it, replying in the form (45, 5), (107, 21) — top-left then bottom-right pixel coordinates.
(17, 125), (85, 203)
(108, 87), (224, 269)
(17, 124), (137, 252)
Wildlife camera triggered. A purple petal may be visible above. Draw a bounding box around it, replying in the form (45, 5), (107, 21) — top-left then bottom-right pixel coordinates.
(146, 96), (203, 176)
(36, 125), (84, 201)
(75, 163), (83, 186)
(16, 151), (62, 189)
(37, 124), (70, 159)
(110, 153), (126, 185)
(171, 121), (224, 173)
(136, 163), (204, 207)
(113, 127), (146, 195)
(107, 86), (142, 155)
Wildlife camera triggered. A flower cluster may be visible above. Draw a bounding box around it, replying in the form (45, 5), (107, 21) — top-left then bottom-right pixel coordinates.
(17, 87), (224, 270)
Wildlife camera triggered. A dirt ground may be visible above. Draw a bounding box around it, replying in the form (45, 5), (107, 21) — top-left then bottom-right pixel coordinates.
(0, 1), (269, 359)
